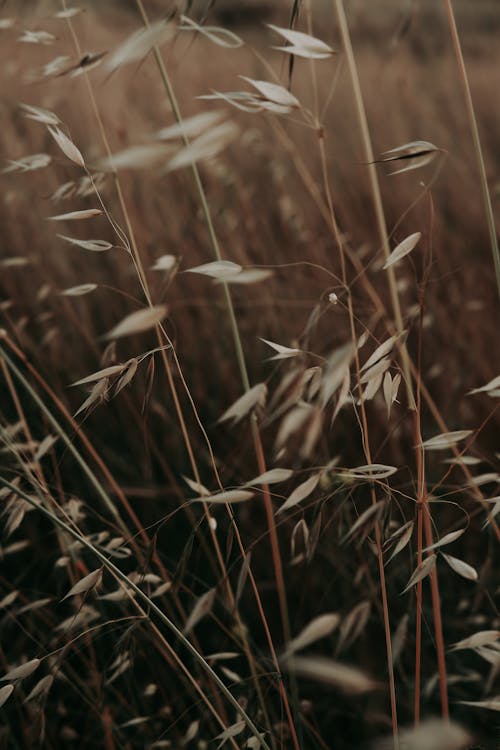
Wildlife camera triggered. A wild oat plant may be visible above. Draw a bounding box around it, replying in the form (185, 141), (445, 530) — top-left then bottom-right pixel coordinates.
(0, 1), (499, 749)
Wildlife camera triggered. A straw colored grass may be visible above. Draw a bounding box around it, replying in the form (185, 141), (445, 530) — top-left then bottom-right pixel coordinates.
(0, 2), (498, 749)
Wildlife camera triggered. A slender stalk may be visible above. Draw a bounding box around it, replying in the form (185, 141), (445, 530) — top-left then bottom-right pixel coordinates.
(333, 4), (474, 725)
(62, 0), (216, 550)
(414, 492), (424, 727)
(61, 0), (258, 683)
(423, 507), (449, 718)
(64, 0), (240, 622)
(61, 8), (285, 740)
(133, 4), (301, 744)
(317, 134), (399, 749)
(443, 0), (500, 299)
(413, 301), (425, 725)
(414, 193), (449, 724)
(417, 212), (449, 722)
(133, 0), (251, 393)
(311, 9), (400, 737)
(334, 0), (415, 411)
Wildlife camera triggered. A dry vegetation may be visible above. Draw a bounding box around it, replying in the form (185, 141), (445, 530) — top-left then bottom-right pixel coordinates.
(0, 1), (499, 749)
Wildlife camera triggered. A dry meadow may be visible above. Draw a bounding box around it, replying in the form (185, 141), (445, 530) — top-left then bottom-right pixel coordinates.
(0, 1), (499, 749)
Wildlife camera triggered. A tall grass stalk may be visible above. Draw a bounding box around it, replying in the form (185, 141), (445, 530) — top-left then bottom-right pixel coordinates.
(316, 129), (400, 748)
(333, 0), (415, 412)
(443, 0), (500, 299)
(60, 7), (284, 740)
(329, 4), (405, 743)
(413, 298), (426, 725)
(133, 2), (302, 745)
(64, 1), (299, 740)
(321, 0), (467, 737)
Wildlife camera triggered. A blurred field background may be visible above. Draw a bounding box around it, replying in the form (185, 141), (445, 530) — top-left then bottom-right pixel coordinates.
(0, 1), (499, 749)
